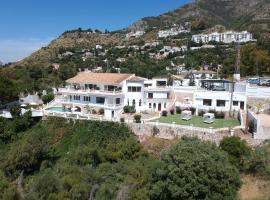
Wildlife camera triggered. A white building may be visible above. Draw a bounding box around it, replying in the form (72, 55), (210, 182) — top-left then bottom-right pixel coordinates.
(193, 91), (247, 113)
(158, 27), (190, 38)
(126, 31), (145, 39)
(46, 72), (172, 120)
(192, 31), (255, 44)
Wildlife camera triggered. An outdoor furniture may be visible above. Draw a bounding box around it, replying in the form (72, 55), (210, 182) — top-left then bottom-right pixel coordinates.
(203, 113), (215, 124)
(181, 110), (192, 121)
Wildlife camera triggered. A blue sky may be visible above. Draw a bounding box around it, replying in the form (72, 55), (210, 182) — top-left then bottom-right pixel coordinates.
(0, 0), (190, 63)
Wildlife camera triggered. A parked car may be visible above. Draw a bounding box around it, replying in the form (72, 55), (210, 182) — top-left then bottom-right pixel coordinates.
(247, 78), (260, 85)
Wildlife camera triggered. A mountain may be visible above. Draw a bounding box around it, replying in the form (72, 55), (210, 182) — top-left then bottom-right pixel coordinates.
(12, 0), (270, 67)
(129, 0), (270, 33)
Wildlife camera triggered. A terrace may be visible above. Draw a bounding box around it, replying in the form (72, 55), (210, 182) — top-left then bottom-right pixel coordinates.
(155, 114), (240, 129)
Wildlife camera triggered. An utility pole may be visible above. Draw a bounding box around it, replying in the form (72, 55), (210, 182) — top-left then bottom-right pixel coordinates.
(230, 42), (241, 117)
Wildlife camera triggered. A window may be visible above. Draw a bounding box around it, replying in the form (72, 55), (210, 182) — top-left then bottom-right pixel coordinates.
(149, 103), (152, 109)
(203, 99), (212, 106)
(127, 99), (129, 106)
(83, 96), (90, 102)
(128, 86), (141, 92)
(157, 81), (167, 87)
(132, 99), (136, 107)
(167, 93), (170, 99)
(164, 103), (167, 108)
(153, 103), (156, 109)
(116, 98), (121, 105)
(148, 93), (153, 99)
(96, 97), (105, 104)
(74, 95), (80, 101)
(139, 99), (142, 107)
(217, 100), (226, 107)
(233, 101), (238, 106)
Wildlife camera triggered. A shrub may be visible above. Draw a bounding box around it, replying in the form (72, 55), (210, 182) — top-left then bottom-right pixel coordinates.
(190, 107), (196, 115)
(220, 136), (252, 171)
(151, 126), (160, 136)
(247, 143), (270, 177)
(123, 105), (136, 113)
(209, 109), (217, 116)
(134, 115), (141, 123)
(198, 110), (205, 116)
(248, 121), (255, 133)
(92, 109), (97, 114)
(176, 107), (182, 114)
(42, 93), (55, 104)
(98, 108), (104, 115)
(170, 109), (175, 115)
(216, 111), (225, 119)
(161, 110), (168, 117)
(151, 137), (241, 200)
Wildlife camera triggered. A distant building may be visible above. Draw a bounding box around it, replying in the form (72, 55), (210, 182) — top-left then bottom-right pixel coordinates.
(126, 31), (145, 39)
(192, 31), (256, 44)
(158, 27), (190, 38)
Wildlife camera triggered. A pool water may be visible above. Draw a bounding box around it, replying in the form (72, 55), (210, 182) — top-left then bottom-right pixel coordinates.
(46, 107), (69, 112)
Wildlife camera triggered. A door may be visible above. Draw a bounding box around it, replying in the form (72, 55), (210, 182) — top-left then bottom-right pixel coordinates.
(240, 102), (245, 110)
(158, 103), (162, 111)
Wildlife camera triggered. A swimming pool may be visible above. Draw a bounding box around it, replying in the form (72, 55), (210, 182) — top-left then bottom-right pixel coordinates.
(46, 107), (69, 112)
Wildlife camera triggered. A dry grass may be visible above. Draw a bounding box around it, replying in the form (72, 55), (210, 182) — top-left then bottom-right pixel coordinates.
(239, 174), (270, 200)
(139, 136), (179, 158)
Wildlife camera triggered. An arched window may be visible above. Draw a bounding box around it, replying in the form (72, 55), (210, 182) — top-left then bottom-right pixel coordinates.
(149, 103), (152, 109)
(139, 99), (142, 107)
(164, 103), (167, 108)
(153, 103), (156, 109)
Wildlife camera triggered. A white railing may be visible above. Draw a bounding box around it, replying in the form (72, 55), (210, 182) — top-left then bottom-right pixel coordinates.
(58, 88), (123, 96)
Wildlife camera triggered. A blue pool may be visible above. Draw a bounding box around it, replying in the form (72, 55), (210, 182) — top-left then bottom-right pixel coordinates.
(46, 107), (69, 112)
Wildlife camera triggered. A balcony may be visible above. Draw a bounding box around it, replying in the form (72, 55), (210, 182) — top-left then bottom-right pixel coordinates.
(58, 87), (124, 96)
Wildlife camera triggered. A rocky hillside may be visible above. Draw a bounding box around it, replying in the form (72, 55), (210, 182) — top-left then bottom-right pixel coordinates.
(129, 0), (270, 32)
(13, 0), (270, 68)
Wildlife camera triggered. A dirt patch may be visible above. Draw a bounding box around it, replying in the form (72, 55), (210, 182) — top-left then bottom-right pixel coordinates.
(139, 135), (178, 157)
(239, 174), (270, 200)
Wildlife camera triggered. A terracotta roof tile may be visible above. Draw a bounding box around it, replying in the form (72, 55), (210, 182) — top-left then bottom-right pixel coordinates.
(66, 72), (134, 85)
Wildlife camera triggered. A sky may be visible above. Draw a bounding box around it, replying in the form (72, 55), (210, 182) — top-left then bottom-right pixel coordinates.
(0, 0), (190, 63)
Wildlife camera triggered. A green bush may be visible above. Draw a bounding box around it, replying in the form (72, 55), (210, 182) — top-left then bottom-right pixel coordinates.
(170, 109), (175, 115)
(161, 110), (168, 117)
(134, 115), (141, 123)
(98, 108), (104, 115)
(216, 111), (225, 119)
(151, 137), (241, 200)
(247, 142), (270, 177)
(176, 107), (182, 114)
(123, 105), (136, 113)
(220, 136), (252, 171)
(41, 93), (55, 104)
(198, 110), (205, 116)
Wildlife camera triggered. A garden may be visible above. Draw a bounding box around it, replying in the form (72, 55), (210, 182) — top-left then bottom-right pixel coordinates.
(156, 109), (240, 129)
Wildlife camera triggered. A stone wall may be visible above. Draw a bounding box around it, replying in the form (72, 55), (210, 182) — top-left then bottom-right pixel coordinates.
(128, 123), (263, 147)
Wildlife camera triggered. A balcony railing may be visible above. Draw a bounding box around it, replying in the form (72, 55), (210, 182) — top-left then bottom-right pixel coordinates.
(58, 88), (123, 96)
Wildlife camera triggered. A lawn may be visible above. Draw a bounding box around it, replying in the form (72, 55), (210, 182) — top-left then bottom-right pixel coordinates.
(155, 115), (240, 129)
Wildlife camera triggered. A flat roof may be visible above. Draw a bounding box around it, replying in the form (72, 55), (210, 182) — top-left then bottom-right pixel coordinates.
(66, 72), (134, 85)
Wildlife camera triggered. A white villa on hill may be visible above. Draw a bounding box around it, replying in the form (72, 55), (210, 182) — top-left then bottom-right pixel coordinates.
(47, 72), (172, 120)
(192, 31), (255, 44)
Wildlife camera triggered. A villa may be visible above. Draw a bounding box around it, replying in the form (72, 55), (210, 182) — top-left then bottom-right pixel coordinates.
(192, 31), (255, 44)
(46, 72), (172, 120)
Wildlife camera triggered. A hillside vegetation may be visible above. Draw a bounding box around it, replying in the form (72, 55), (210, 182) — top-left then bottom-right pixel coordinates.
(0, 116), (270, 199)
